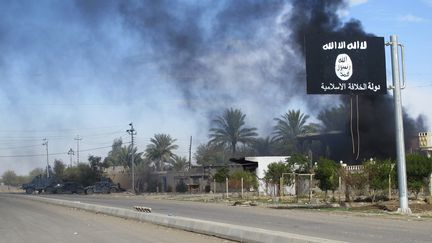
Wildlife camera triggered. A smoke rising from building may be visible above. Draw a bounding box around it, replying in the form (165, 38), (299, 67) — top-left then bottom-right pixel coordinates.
(76, 0), (427, 161)
(0, 0), (428, 175)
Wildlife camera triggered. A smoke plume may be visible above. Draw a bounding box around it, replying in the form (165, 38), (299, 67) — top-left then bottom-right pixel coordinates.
(287, 0), (426, 162)
(73, 0), (429, 162)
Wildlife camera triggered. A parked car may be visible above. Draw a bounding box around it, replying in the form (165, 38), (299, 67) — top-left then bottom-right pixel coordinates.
(84, 181), (121, 194)
(53, 182), (85, 194)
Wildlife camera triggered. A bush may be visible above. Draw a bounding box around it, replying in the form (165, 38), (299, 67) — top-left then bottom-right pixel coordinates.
(315, 158), (340, 201)
(205, 185), (211, 193)
(166, 185), (173, 192)
(214, 166), (230, 183)
(230, 170), (258, 191)
(175, 180), (188, 193)
(406, 154), (432, 198)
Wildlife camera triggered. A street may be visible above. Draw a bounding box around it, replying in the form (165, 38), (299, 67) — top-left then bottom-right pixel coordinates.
(0, 194), (233, 243)
(37, 193), (432, 243)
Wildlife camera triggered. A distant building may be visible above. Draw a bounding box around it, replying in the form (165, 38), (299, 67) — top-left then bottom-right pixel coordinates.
(231, 156), (290, 195)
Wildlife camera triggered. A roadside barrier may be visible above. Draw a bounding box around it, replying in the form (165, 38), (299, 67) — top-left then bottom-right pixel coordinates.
(133, 206), (152, 213)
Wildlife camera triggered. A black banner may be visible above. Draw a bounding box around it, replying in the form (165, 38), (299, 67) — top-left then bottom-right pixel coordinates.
(305, 34), (387, 95)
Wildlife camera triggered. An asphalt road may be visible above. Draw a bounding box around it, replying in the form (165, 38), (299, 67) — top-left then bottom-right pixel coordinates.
(0, 194), (233, 243)
(35, 193), (432, 243)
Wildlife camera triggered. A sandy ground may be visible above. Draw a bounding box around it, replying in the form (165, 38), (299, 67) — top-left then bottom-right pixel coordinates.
(0, 184), (21, 193)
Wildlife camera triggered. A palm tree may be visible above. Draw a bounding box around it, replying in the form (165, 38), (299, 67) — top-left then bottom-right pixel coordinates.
(252, 136), (275, 156)
(170, 155), (188, 172)
(273, 109), (315, 142)
(145, 134), (179, 171)
(208, 108), (258, 156)
(317, 105), (348, 131)
(194, 143), (228, 166)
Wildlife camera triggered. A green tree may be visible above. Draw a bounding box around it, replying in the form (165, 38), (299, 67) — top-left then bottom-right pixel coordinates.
(287, 153), (311, 173)
(104, 138), (143, 170)
(175, 180), (188, 193)
(135, 157), (154, 192)
(363, 159), (395, 202)
(63, 163), (98, 187)
(209, 108), (258, 156)
(251, 136), (276, 156)
(273, 110), (316, 153)
(53, 159), (66, 179)
(230, 170), (258, 191)
(194, 143), (229, 166)
(103, 138), (125, 166)
(28, 167), (45, 179)
(2, 170), (18, 186)
(406, 154), (432, 199)
(342, 171), (368, 202)
(264, 162), (291, 196)
(145, 134), (178, 171)
(214, 166), (230, 183)
(315, 157), (340, 201)
(273, 110), (314, 141)
(170, 155), (188, 172)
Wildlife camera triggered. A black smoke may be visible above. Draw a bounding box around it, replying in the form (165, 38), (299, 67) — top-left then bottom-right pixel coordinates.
(72, 0), (426, 162)
(287, 0), (427, 162)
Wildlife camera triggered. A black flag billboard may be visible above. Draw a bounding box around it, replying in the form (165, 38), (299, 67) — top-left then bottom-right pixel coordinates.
(305, 34), (387, 95)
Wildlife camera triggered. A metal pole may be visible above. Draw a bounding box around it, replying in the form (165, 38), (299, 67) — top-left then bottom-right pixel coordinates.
(127, 123), (137, 193)
(68, 148), (74, 167)
(225, 177), (229, 198)
(309, 174), (313, 203)
(241, 177), (244, 199)
(389, 35), (411, 214)
(42, 138), (49, 178)
(280, 176), (283, 197)
(188, 136), (192, 170)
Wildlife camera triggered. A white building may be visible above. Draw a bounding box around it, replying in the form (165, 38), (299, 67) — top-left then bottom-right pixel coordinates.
(239, 156), (291, 196)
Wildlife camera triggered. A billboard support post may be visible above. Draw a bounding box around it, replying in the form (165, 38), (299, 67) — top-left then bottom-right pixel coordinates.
(388, 35), (411, 214)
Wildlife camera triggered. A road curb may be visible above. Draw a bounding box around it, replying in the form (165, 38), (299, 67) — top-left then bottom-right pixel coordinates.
(20, 195), (344, 243)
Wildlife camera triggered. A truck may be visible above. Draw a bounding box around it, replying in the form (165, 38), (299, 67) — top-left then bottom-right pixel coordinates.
(21, 175), (61, 194)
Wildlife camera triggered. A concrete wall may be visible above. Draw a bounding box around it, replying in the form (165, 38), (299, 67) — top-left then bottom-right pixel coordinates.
(245, 156), (290, 195)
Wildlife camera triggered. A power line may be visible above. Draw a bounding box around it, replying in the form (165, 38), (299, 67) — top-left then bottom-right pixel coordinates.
(0, 125), (125, 133)
(0, 144), (127, 158)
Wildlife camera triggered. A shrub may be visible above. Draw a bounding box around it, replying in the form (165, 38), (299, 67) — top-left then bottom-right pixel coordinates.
(176, 180), (188, 193)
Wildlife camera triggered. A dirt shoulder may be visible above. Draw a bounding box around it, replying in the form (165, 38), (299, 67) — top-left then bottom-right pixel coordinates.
(119, 192), (432, 218)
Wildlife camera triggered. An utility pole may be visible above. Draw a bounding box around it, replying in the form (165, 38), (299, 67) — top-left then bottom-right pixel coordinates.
(42, 138), (49, 178)
(188, 136), (192, 170)
(67, 148), (74, 167)
(127, 123), (137, 193)
(74, 135), (82, 164)
(387, 35), (411, 214)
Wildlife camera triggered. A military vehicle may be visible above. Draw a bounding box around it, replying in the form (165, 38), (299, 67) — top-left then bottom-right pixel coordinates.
(53, 181), (85, 194)
(84, 181), (122, 194)
(21, 175), (61, 194)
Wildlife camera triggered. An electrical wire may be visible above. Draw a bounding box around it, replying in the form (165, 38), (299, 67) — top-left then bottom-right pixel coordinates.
(0, 142), (131, 158)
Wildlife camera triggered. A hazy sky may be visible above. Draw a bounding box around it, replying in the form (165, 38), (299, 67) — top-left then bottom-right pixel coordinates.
(1, 0), (431, 176)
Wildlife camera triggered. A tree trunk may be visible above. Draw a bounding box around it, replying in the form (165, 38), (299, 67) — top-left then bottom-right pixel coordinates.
(345, 183), (351, 202)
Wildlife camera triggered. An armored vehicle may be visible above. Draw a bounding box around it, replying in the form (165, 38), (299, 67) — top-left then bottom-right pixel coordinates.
(21, 175), (61, 194)
(84, 181), (122, 194)
(53, 181), (85, 194)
